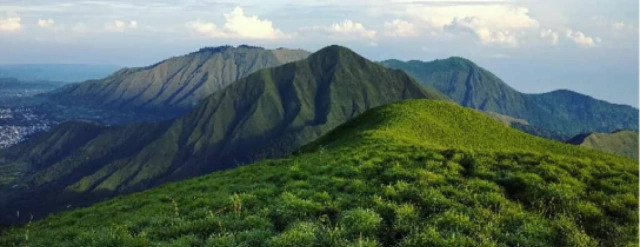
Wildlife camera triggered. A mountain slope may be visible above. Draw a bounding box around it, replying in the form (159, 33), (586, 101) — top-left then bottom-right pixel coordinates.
(1, 100), (636, 246)
(567, 130), (639, 159)
(380, 58), (639, 138)
(50, 45), (310, 112)
(0, 45), (448, 224)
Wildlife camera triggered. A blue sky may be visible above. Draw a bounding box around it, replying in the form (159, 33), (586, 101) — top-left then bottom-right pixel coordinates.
(0, 0), (638, 106)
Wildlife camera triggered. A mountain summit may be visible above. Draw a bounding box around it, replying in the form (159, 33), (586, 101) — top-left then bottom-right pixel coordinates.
(50, 45), (310, 113)
(0, 45), (448, 224)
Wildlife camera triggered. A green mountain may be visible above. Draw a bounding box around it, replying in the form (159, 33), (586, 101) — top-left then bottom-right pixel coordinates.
(567, 130), (639, 159)
(481, 111), (529, 126)
(50, 45), (310, 112)
(480, 111), (566, 141)
(0, 45), (448, 224)
(1, 100), (636, 246)
(379, 58), (639, 138)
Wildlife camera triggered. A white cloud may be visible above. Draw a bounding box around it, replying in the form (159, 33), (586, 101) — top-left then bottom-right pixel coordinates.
(540, 29), (559, 45)
(611, 21), (637, 33)
(186, 7), (289, 40)
(0, 16), (22, 32)
(106, 20), (137, 32)
(187, 20), (225, 37)
(445, 17), (520, 47)
(106, 20), (126, 32)
(37, 19), (55, 28)
(406, 4), (538, 47)
(384, 19), (418, 37)
(566, 29), (599, 47)
(612, 21), (625, 30)
(325, 20), (377, 39)
(408, 5), (538, 30)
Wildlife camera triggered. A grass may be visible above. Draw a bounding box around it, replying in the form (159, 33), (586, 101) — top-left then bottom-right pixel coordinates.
(0, 100), (636, 247)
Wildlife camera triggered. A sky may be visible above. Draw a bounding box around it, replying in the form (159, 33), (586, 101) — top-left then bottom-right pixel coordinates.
(0, 0), (638, 107)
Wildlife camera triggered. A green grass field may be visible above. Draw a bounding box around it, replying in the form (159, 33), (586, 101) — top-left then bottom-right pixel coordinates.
(1, 100), (636, 247)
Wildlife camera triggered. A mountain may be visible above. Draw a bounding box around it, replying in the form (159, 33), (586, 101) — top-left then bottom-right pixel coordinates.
(0, 45), (448, 224)
(1, 100), (636, 246)
(481, 111), (529, 126)
(50, 45), (310, 113)
(379, 58), (639, 138)
(480, 111), (566, 141)
(567, 130), (639, 159)
(0, 64), (120, 83)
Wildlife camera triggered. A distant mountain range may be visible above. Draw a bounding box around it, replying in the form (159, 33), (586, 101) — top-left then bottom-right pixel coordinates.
(0, 64), (120, 83)
(567, 130), (639, 159)
(380, 58), (639, 139)
(49, 45), (310, 113)
(0, 45), (448, 224)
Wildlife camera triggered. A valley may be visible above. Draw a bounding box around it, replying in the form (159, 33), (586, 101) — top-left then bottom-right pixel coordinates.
(0, 78), (179, 149)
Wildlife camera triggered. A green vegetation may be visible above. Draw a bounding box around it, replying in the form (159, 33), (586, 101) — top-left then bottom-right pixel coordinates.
(0, 45), (448, 224)
(380, 58), (639, 138)
(51, 45), (310, 111)
(0, 121), (104, 188)
(1, 100), (636, 247)
(567, 130), (639, 159)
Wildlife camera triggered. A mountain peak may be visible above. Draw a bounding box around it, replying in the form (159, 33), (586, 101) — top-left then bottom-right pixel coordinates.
(196, 45), (266, 54)
(312, 45), (358, 57)
(306, 45), (368, 71)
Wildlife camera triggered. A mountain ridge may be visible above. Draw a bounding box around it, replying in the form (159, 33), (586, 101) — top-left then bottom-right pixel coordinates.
(379, 57), (639, 138)
(567, 129), (639, 159)
(49, 45), (311, 113)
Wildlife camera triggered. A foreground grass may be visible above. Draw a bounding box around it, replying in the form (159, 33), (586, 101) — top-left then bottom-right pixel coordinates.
(1, 100), (637, 247)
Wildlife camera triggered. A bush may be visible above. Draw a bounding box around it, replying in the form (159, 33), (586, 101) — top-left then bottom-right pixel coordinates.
(338, 208), (382, 238)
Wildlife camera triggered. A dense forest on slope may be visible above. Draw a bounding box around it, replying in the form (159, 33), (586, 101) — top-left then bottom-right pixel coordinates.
(0, 45), (448, 224)
(50, 45), (310, 113)
(567, 130), (639, 159)
(1, 100), (635, 247)
(380, 58), (639, 138)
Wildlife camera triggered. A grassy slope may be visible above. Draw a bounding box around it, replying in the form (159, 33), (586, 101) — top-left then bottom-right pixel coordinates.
(0, 45), (448, 224)
(379, 58), (639, 138)
(0, 121), (104, 188)
(52, 46), (310, 111)
(1, 100), (636, 247)
(567, 130), (639, 160)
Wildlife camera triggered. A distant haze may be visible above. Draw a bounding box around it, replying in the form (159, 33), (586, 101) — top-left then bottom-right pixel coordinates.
(0, 64), (121, 82)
